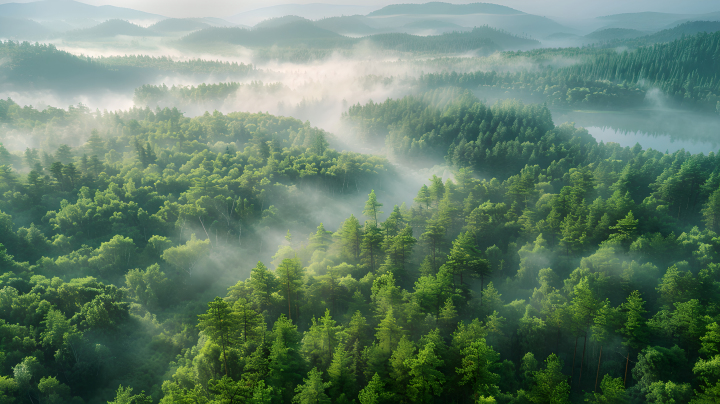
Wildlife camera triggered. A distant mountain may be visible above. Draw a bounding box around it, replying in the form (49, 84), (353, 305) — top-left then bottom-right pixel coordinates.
(313, 16), (378, 36)
(616, 21), (720, 46)
(253, 15), (310, 29)
(363, 2), (569, 38)
(545, 32), (581, 39)
(460, 25), (538, 49)
(403, 20), (465, 29)
(182, 20), (350, 48)
(585, 28), (646, 41)
(0, 17), (54, 40)
(668, 11), (720, 27)
(200, 18), (241, 28)
(0, 0), (164, 23)
(182, 20), (537, 54)
(149, 18), (239, 33)
(63, 19), (162, 40)
(229, 3), (377, 26)
(596, 12), (696, 32)
(402, 20), (469, 35)
(648, 20), (720, 41)
(149, 18), (211, 33)
(368, 2), (523, 16)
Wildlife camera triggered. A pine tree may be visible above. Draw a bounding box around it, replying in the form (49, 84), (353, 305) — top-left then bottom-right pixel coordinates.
(233, 298), (262, 343)
(338, 214), (363, 262)
(275, 258), (304, 320)
(405, 342), (445, 403)
(249, 261), (277, 313)
(421, 218), (445, 273)
(702, 189), (720, 233)
(376, 307), (404, 355)
(292, 368), (331, 404)
(415, 184), (431, 210)
(456, 338), (500, 399)
(197, 297), (239, 377)
(528, 354), (570, 404)
(358, 373), (388, 404)
(363, 190), (384, 225)
(328, 345), (357, 400)
(389, 336), (416, 400)
(361, 223), (383, 273)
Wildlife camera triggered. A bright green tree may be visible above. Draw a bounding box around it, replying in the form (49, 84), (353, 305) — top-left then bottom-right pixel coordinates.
(292, 368), (331, 404)
(197, 296), (239, 377)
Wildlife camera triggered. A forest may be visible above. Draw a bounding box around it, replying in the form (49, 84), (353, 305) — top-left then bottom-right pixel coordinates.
(1, 2), (720, 404)
(0, 83), (719, 404)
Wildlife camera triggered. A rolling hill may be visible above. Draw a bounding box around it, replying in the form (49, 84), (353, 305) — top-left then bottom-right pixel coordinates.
(368, 2), (523, 16)
(646, 20), (720, 42)
(62, 19), (162, 40)
(313, 15), (379, 36)
(0, 0), (164, 23)
(149, 18), (211, 33)
(363, 2), (570, 38)
(182, 20), (351, 49)
(0, 17), (54, 40)
(229, 3), (377, 26)
(585, 28), (646, 41)
(181, 20), (538, 55)
(253, 15), (310, 29)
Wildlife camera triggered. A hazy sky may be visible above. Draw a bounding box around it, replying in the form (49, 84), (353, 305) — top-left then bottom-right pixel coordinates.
(2, 0), (719, 19)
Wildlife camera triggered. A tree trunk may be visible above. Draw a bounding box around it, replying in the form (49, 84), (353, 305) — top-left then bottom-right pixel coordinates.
(571, 336), (578, 386)
(222, 337), (229, 377)
(287, 280), (292, 320)
(624, 353), (630, 387)
(579, 330), (588, 387)
(594, 345), (603, 392)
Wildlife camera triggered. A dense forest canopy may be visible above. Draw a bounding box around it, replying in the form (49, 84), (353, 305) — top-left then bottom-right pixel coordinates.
(1, 87), (720, 404)
(1, 3), (720, 404)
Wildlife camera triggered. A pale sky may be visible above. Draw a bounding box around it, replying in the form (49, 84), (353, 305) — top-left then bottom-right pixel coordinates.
(1, 0), (719, 19)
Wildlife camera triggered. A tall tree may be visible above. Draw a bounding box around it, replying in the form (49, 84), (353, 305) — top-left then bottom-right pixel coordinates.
(405, 342), (445, 403)
(456, 338), (501, 400)
(292, 369), (331, 404)
(198, 297), (239, 377)
(528, 354), (570, 404)
(275, 258), (304, 320)
(249, 261), (277, 313)
(363, 190), (384, 225)
(337, 214), (363, 262)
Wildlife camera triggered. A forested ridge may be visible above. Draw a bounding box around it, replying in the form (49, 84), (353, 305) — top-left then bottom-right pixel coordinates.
(418, 30), (720, 112)
(0, 78), (719, 404)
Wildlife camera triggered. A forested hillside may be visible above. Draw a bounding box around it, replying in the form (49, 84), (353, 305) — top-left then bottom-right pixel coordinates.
(418, 30), (720, 112)
(1, 3), (720, 404)
(0, 87), (719, 404)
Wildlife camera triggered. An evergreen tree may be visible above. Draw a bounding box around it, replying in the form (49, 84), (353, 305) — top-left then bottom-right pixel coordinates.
(197, 297), (240, 377)
(293, 368), (331, 404)
(456, 338), (501, 400)
(405, 342), (445, 403)
(363, 190), (384, 225)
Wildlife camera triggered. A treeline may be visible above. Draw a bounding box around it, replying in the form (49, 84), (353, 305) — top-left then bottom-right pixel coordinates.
(0, 41), (151, 92)
(1, 99), (720, 404)
(0, 42), (255, 93)
(416, 68), (646, 110)
(344, 89), (574, 175)
(95, 55), (256, 76)
(417, 30), (720, 112)
(563, 30), (720, 111)
(133, 82), (285, 108)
